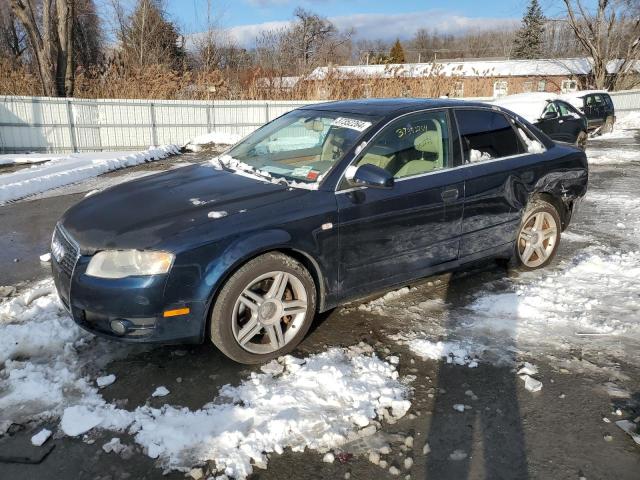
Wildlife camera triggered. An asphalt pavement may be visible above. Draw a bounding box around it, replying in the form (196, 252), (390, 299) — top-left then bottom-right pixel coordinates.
(0, 139), (639, 480)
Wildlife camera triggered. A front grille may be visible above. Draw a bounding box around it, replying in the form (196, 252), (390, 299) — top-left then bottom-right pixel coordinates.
(53, 224), (80, 277)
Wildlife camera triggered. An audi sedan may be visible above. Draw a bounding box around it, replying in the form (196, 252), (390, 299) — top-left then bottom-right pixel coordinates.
(51, 98), (588, 364)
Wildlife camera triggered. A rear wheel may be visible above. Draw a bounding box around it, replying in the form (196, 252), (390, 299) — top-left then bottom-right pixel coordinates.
(513, 200), (561, 270)
(210, 252), (316, 364)
(576, 131), (588, 150)
(600, 116), (614, 134)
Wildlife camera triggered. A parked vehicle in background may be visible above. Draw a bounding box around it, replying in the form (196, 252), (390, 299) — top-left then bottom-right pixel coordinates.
(493, 93), (589, 149)
(560, 90), (616, 134)
(51, 99), (589, 364)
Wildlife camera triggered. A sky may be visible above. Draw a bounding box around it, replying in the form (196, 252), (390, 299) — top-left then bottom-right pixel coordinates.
(163, 0), (544, 47)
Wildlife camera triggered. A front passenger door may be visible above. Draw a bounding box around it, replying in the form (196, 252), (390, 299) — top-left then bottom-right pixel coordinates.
(336, 110), (465, 299)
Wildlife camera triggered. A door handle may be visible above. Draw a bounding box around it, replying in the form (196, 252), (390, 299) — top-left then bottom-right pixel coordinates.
(441, 188), (459, 203)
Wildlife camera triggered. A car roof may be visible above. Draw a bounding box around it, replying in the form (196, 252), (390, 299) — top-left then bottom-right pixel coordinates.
(560, 90), (610, 99)
(300, 98), (487, 116)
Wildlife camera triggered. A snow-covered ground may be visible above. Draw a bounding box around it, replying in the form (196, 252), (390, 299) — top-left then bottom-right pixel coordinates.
(0, 280), (409, 477)
(1, 114), (639, 477)
(0, 145), (180, 204)
(587, 111), (640, 165)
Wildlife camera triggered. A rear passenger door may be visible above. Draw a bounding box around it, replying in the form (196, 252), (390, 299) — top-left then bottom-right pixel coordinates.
(336, 110), (465, 298)
(453, 108), (529, 259)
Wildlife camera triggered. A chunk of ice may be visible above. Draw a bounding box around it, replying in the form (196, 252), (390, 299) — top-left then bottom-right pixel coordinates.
(31, 428), (52, 446)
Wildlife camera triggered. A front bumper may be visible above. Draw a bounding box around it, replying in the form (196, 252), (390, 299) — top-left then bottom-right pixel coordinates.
(51, 228), (206, 344)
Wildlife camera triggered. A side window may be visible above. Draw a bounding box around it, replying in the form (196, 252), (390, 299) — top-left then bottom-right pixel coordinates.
(557, 102), (570, 117)
(454, 109), (525, 163)
(355, 111), (450, 179)
(557, 101), (581, 119)
(543, 102), (558, 117)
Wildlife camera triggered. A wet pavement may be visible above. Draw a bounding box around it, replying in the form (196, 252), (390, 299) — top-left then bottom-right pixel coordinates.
(0, 137), (639, 480)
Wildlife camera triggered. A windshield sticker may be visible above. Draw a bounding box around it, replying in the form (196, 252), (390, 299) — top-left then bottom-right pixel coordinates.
(291, 166), (313, 178)
(332, 117), (372, 132)
(306, 170), (320, 181)
(261, 165), (292, 175)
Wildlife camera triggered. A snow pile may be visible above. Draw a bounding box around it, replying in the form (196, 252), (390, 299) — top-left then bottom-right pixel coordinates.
(391, 335), (481, 368)
(0, 281), (409, 478)
(466, 249), (640, 345)
(124, 347), (410, 477)
(358, 287), (414, 313)
(0, 153), (64, 166)
(0, 145), (180, 204)
(184, 131), (243, 152)
(0, 279), (132, 434)
(380, 246), (640, 367)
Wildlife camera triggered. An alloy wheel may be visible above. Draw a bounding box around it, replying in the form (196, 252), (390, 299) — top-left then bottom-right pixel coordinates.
(231, 271), (308, 354)
(518, 211), (558, 268)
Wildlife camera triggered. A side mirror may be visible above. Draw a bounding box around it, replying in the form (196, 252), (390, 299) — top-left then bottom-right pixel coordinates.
(348, 164), (394, 189)
(542, 110), (559, 120)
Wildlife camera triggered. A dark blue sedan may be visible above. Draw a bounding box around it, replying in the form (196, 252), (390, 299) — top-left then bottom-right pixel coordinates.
(51, 99), (588, 364)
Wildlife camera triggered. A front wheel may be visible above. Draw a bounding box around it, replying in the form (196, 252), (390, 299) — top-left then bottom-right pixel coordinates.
(210, 252), (317, 364)
(514, 200), (561, 270)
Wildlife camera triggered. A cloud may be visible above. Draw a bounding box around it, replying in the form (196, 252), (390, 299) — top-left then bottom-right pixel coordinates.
(222, 10), (518, 47)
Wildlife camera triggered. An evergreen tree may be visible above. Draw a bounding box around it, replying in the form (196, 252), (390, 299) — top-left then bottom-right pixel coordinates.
(120, 0), (184, 68)
(389, 38), (406, 63)
(513, 0), (546, 59)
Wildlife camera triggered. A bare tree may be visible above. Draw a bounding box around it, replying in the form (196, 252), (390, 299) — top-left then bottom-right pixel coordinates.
(9, 0), (75, 96)
(0, 3), (28, 62)
(562, 0), (640, 89)
(74, 0), (101, 67)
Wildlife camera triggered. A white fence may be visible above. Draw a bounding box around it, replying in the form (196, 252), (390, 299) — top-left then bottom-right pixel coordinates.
(1, 90), (638, 154)
(0, 97), (317, 154)
(608, 89), (640, 112)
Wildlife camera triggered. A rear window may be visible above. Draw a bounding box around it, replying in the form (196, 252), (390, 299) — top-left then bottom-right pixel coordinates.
(454, 109), (525, 163)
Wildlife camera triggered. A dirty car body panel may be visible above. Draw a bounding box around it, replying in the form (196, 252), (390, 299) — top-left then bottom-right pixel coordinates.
(51, 98), (588, 345)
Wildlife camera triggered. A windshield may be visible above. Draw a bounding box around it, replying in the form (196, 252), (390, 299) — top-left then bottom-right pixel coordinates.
(223, 109), (379, 187)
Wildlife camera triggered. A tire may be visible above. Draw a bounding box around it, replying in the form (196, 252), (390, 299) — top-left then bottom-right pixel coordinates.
(210, 252), (317, 364)
(576, 131), (588, 150)
(600, 116), (614, 134)
(513, 199), (562, 271)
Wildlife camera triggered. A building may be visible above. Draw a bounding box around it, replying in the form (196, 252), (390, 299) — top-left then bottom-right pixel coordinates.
(306, 57), (639, 99)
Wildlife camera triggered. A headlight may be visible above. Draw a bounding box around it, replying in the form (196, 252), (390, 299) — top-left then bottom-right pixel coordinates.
(86, 250), (174, 279)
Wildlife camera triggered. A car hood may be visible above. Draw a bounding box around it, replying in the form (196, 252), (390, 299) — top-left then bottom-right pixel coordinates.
(61, 164), (308, 252)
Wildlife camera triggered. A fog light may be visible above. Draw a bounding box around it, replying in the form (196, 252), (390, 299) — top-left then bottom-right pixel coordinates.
(110, 319), (129, 335)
